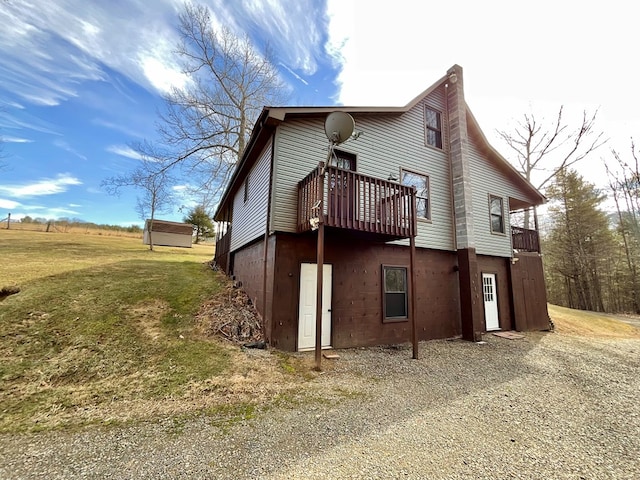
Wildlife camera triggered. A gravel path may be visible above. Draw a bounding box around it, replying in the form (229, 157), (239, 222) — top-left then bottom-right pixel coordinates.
(1, 332), (639, 479)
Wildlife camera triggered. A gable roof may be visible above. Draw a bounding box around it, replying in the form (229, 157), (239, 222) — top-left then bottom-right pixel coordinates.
(214, 65), (545, 220)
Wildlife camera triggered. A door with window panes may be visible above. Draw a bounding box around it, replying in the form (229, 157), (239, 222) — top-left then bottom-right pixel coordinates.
(328, 150), (356, 223)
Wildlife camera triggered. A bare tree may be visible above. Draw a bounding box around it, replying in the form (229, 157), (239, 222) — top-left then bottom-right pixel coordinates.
(102, 157), (175, 251)
(497, 106), (606, 228)
(136, 2), (287, 208)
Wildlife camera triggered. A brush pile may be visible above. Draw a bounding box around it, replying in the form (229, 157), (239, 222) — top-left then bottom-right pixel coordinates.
(196, 278), (264, 344)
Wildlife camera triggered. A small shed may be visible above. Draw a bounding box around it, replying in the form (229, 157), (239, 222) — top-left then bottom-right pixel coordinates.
(143, 219), (193, 248)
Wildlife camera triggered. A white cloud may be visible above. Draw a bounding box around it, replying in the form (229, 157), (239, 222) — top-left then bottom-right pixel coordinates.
(0, 198), (21, 209)
(140, 56), (188, 94)
(1, 136), (32, 143)
(106, 145), (145, 161)
(0, 174), (82, 198)
(0, 0), (185, 105)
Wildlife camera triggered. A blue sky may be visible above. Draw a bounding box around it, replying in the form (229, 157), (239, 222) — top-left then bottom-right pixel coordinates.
(1, 0), (638, 226)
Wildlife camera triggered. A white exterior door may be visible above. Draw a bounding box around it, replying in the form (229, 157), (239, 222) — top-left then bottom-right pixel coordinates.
(298, 263), (332, 351)
(482, 273), (500, 331)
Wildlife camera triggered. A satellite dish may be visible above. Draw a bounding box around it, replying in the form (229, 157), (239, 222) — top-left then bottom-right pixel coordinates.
(324, 112), (355, 144)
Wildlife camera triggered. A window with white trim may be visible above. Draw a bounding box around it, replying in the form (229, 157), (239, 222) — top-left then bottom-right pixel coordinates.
(382, 265), (408, 321)
(401, 169), (430, 220)
(489, 195), (504, 234)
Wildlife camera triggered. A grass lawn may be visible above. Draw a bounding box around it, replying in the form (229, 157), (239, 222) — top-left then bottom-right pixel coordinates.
(3, 229), (637, 434)
(548, 303), (640, 338)
(0, 230), (307, 433)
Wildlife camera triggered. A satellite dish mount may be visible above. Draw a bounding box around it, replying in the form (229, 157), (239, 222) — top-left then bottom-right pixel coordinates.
(323, 112), (355, 170)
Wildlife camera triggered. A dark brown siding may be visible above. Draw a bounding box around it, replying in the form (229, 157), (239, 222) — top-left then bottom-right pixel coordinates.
(145, 220), (193, 235)
(477, 255), (513, 331)
(268, 231), (461, 351)
(510, 252), (550, 331)
(231, 239), (265, 310)
(230, 236), (277, 342)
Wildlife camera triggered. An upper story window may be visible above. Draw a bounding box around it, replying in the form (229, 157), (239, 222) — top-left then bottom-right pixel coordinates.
(329, 149), (356, 171)
(243, 176), (249, 203)
(401, 169), (430, 220)
(424, 106), (443, 149)
(489, 195), (505, 234)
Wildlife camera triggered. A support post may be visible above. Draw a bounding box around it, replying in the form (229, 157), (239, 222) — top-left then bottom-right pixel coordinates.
(315, 222), (325, 370)
(314, 168), (326, 371)
(410, 233), (418, 359)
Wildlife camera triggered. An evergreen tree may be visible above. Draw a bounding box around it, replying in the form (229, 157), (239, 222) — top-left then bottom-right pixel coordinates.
(184, 205), (213, 244)
(544, 168), (615, 311)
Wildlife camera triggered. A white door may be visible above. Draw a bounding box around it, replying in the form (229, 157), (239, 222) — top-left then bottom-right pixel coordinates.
(298, 263), (332, 351)
(482, 273), (500, 331)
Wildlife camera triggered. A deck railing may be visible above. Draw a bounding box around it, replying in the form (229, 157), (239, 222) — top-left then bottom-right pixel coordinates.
(298, 164), (417, 239)
(214, 227), (231, 272)
(511, 226), (540, 253)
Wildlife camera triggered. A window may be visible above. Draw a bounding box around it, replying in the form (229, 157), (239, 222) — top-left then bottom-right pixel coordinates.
(401, 169), (430, 220)
(424, 106), (443, 149)
(382, 266), (408, 321)
(489, 195), (504, 233)
(243, 176), (249, 203)
(329, 149), (356, 171)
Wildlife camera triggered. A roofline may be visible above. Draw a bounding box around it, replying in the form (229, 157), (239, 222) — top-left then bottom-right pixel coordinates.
(465, 105), (546, 206)
(214, 65), (545, 221)
(214, 72), (452, 221)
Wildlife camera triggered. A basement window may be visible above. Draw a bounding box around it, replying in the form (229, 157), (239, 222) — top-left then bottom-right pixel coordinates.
(382, 265), (408, 322)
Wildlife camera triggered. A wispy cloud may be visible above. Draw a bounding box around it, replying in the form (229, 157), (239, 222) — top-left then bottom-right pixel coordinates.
(53, 139), (87, 160)
(0, 174), (82, 198)
(106, 144), (145, 160)
(228, 0), (326, 75)
(0, 0), (186, 106)
(91, 118), (146, 138)
(279, 62), (309, 86)
(1, 136), (33, 143)
(1, 0), (331, 110)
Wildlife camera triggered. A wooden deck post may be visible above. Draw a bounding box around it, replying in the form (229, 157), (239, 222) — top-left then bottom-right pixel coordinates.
(315, 166), (326, 371)
(315, 221), (324, 370)
(409, 187), (418, 359)
(410, 234), (418, 359)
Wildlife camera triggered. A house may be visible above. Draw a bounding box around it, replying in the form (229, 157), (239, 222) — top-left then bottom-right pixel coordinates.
(213, 64), (549, 352)
(143, 219), (193, 248)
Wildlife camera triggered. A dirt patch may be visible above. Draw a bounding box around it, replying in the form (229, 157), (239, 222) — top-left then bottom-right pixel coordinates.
(129, 299), (170, 341)
(0, 285), (20, 302)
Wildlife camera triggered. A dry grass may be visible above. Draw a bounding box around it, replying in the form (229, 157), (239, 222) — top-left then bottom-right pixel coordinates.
(0, 230), (315, 433)
(549, 304), (640, 338)
(2, 222), (142, 237)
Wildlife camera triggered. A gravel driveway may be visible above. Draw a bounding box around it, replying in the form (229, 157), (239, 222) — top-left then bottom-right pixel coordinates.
(1, 332), (639, 479)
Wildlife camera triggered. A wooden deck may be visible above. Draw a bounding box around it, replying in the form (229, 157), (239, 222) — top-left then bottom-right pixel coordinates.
(298, 164), (417, 240)
(511, 226), (540, 253)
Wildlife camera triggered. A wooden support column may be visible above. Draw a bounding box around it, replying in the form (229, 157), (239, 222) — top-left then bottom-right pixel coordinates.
(458, 248), (484, 341)
(315, 222), (325, 370)
(314, 166), (326, 371)
(410, 234), (418, 359)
